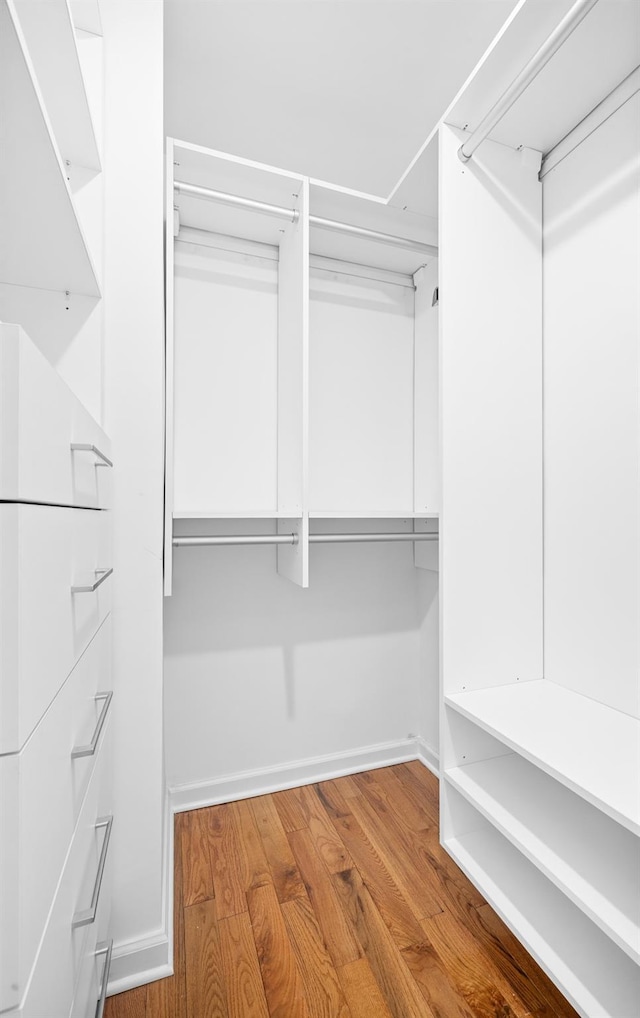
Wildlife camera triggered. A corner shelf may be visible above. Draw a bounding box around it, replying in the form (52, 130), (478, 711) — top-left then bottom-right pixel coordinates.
(445, 754), (640, 962)
(445, 679), (640, 835)
(446, 825), (640, 1018)
(0, 0), (100, 297)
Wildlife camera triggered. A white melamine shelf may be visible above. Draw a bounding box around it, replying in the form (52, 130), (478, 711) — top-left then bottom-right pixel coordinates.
(445, 680), (640, 835)
(0, 0), (100, 297)
(173, 510), (301, 520)
(309, 511), (438, 519)
(10, 0), (101, 170)
(445, 755), (640, 962)
(446, 827), (640, 1018)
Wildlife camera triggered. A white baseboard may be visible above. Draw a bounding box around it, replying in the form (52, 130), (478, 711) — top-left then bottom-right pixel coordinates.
(107, 931), (172, 996)
(107, 785), (174, 996)
(416, 738), (439, 776)
(169, 736), (420, 813)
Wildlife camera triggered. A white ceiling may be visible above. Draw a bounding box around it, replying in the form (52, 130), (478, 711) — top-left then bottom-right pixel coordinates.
(164, 0), (518, 198)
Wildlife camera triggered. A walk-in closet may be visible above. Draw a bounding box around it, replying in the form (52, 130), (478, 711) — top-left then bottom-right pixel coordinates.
(1, 1), (638, 1016)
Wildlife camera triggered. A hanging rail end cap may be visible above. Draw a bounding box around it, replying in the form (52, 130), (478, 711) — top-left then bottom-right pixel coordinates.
(457, 145), (471, 164)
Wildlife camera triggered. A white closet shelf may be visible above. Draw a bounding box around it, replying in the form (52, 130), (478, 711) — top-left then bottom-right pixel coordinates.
(10, 0), (101, 170)
(0, 0), (100, 297)
(173, 510), (301, 519)
(445, 755), (640, 962)
(445, 680), (640, 835)
(309, 510), (438, 519)
(445, 826), (640, 1018)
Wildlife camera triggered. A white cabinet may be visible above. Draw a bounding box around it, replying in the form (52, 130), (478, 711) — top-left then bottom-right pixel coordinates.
(0, 1), (113, 1015)
(437, 5), (640, 1016)
(165, 139), (440, 593)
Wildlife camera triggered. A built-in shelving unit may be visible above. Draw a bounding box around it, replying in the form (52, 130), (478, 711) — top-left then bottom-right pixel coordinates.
(445, 823), (640, 1018)
(445, 752), (640, 962)
(0, 0), (100, 298)
(445, 680), (640, 835)
(165, 139), (439, 593)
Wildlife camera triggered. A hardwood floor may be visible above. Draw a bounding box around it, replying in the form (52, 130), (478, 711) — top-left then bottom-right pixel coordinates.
(104, 763), (579, 1018)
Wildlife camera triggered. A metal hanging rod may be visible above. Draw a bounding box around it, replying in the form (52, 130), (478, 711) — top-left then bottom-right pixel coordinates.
(458, 0), (600, 163)
(174, 181), (436, 256)
(173, 532), (438, 548)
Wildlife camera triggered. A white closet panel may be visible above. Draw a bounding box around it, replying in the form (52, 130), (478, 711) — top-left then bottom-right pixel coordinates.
(309, 266), (415, 514)
(543, 92), (640, 718)
(173, 240), (279, 514)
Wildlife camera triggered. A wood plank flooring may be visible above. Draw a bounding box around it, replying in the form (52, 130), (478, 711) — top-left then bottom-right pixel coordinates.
(104, 763), (579, 1018)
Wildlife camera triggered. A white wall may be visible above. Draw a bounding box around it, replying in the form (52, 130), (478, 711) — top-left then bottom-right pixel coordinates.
(164, 519), (439, 796)
(543, 92), (640, 718)
(102, 0), (167, 991)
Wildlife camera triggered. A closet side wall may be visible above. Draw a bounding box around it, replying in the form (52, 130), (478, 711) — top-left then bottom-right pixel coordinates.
(543, 92), (640, 718)
(102, 0), (167, 991)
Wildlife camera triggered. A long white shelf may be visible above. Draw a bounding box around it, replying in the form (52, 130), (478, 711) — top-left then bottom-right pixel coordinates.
(10, 0), (100, 170)
(446, 827), (640, 1018)
(173, 510), (301, 520)
(445, 680), (640, 835)
(309, 510), (439, 519)
(0, 0), (100, 297)
(445, 755), (640, 963)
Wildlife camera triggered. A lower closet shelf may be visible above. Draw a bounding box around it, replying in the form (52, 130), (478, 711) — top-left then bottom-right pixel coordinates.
(445, 826), (640, 1018)
(445, 754), (640, 962)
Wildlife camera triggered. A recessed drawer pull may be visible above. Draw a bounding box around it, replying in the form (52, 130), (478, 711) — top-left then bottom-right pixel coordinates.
(71, 567), (113, 594)
(71, 691), (113, 759)
(95, 940), (113, 1018)
(72, 815), (113, 930)
(70, 443), (114, 468)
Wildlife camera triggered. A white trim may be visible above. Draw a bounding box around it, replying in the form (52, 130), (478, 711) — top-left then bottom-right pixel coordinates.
(107, 787), (174, 996)
(386, 0), (529, 202)
(540, 66), (640, 178)
(107, 932), (171, 996)
(169, 737), (420, 813)
(415, 738), (440, 777)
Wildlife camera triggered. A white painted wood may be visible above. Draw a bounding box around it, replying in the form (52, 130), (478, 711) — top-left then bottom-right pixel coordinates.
(445, 754), (640, 961)
(439, 123), (543, 693)
(164, 138), (176, 596)
(0, 618), (111, 1011)
(276, 516), (309, 589)
(169, 737), (419, 813)
(541, 66), (640, 178)
(445, 824), (640, 1018)
(413, 519), (439, 572)
(174, 510), (298, 520)
(543, 93), (640, 718)
(447, 0), (640, 157)
(172, 239), (279, 514)
(310, 511), (438, 519)
(69, 0), (102, 36)
(12, 724), (112, 1017)
(0, 0), (100, 296)
(10, 0), (100, 170)
(0, 503), (111, 754)
(277, 179), (309, 516)
(445, 680), (640, 835)
(413, 262), (439, 515)
(0, 324), (111, 507)
(309, 265), (415, 513)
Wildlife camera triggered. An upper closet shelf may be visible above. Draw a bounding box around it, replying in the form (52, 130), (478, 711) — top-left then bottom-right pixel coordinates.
(309, 511), (438, 519)
(0, 0), (100, 297)
(10, 0), (101, 170)
(445, 680), (640, 836)
(173, 510), (301, 520)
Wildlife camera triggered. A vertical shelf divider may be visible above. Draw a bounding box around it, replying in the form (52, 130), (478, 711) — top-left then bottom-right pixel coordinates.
(276, 177), (309, 587)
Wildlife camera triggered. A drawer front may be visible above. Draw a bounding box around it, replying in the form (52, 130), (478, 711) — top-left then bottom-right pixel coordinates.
(0, 323), (112, 508)
(0, 619), (112, 1010)
(0, 503), (112, 752)
(16, 724), (113, 1018)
